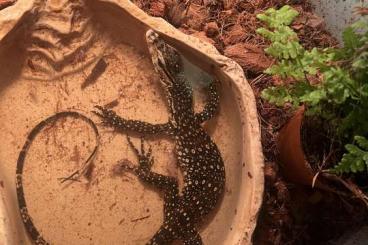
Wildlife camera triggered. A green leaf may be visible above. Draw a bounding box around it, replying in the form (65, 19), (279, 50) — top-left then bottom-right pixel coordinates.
(331, 136), (368, 174)
(301, 48), (334, 74)
(342, 26), (360, 51)
(353, 51), (368, 71)
(300, 88), (326, 106)
(355, 136), (368, 150)
(266, 63), (303, 80)
(257, 5), (299, 28)
(261, 86), (293, 106)
(278, 5), (300, 26)
(322, 67), (355, 104)
(256, 28), (273, 39)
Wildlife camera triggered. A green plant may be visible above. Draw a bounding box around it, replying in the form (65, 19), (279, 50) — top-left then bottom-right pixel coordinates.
(333, 136), (368, 174)
(257, 5), (368, 174)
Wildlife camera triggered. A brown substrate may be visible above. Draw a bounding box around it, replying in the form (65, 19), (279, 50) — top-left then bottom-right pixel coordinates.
(132, 0), (368, 244)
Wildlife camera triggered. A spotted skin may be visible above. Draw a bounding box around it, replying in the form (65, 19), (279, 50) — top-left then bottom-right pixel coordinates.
(16, 112), (100, 245)
(93, 30), (225, 245)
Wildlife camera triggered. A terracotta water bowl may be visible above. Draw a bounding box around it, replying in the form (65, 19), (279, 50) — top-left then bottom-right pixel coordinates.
(0, 0), (264, 244)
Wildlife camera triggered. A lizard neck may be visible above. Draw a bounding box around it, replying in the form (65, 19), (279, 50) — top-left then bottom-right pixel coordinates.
(167, 81), (195, 125)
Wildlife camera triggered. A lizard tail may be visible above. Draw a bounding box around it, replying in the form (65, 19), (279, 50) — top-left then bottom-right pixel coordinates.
(16, 111), (100, 245)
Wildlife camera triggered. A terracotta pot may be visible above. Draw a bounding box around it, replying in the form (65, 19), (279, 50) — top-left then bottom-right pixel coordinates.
(277, 107), (318, 186)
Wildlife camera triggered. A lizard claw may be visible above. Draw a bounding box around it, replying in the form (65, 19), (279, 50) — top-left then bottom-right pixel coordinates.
(126, 135), (154, 170)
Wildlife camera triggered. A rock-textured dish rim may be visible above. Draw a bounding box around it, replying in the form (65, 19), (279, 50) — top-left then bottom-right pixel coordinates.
(0, 0), (264, 244)
(0, 182), (17, 245)
(0, 0), (35, 41)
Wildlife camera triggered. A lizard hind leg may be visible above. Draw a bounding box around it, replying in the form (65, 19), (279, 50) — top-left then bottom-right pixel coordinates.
(123, 136), (181, 244)
(125, 135), (179, 191)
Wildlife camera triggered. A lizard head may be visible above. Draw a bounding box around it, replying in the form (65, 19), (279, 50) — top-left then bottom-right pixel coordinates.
(145, 29), (184, 88)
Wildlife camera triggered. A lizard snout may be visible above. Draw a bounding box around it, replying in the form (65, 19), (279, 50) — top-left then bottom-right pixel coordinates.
(145, 29), (159, 44)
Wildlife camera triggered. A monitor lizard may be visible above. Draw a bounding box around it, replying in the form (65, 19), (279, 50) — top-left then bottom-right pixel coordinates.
(93, 30), (225, 245)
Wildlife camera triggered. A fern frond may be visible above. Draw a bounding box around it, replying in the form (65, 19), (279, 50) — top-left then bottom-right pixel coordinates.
(331, 136), (368, 174)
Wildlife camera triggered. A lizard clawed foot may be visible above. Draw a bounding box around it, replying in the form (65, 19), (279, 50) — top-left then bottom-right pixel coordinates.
(112, 136), (154, 178)
(92, 105), (118, 127)
(126, 135), (154, 171)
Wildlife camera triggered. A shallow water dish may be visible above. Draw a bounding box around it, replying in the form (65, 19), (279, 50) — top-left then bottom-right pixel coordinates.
(0, 0), (264, 244)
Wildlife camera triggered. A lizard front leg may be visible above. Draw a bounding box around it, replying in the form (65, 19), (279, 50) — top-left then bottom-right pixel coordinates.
(195, 81), (220, 124)
(116, 136), (180, 244)
(93, 105), (172, 135)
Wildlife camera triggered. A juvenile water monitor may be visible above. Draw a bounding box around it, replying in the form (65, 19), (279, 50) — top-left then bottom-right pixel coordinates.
(94, 30), (225, 245)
